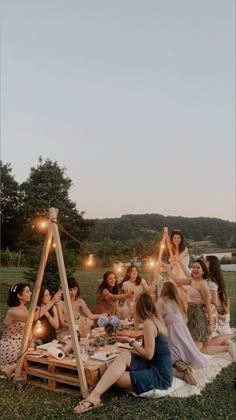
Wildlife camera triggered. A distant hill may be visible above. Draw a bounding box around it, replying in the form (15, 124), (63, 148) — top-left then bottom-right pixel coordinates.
(88, 214), (236, 247)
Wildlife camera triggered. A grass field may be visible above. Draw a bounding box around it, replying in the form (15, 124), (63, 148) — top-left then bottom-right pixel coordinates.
(0, 267), (235, 420)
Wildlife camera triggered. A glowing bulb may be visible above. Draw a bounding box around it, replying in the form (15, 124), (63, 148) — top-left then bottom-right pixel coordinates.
(36, 320), (42, 332)
(149, 259), (155, 267)
(161, 243), (165, 249)
(87, 254), (93, 266)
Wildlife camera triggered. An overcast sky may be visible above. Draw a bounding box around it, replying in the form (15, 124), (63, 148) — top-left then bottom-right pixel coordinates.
(1, 0), (235, 221)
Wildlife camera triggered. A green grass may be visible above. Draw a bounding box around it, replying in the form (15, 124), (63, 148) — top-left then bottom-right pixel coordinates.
(0, 267), (235, 419)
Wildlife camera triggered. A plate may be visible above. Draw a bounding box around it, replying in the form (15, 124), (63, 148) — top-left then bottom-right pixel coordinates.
(89, 352), (118, 361)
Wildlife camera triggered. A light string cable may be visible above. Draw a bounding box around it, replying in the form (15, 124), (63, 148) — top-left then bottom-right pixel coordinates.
(54, 220), (163, 267)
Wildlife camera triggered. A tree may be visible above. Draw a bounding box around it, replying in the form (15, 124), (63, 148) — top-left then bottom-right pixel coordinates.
(20, 157), (93, 280)
(0, 161), (22, 248)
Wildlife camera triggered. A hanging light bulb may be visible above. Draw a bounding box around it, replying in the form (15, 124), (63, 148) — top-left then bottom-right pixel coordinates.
(36, 320), (42, 332)
(87, 254), (94, 266)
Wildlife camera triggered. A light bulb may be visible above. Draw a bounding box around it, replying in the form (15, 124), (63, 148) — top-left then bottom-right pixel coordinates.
(36, 320), (42, 332)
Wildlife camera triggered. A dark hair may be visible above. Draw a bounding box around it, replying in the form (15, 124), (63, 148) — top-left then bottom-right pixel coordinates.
(37, 287), (51, 306)
(170, 229), (186, 254)
(98, 271), (118, 294)
(192, 259), (209, 279)
(67, 276), (80, 297)
(7, 283), (30, 307)
(119, 265), (142, 290)
(206, 255), (229, 312)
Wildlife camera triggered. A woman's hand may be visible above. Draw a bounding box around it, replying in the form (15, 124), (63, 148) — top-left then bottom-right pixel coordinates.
(52, 291), (62, 304)
(125, 292), (134, 299)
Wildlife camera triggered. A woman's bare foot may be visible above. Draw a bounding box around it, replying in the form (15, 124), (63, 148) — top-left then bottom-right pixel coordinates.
(0, 364), (15, 379)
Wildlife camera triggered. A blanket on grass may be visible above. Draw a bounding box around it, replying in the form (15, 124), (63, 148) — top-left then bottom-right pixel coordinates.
(132, 353), (234, 398)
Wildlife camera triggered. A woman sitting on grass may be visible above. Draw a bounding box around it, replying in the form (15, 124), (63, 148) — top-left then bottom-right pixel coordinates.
(73, 292), (173, 414)
(0, 283), (61, 378)
(91, 271), (133, 317)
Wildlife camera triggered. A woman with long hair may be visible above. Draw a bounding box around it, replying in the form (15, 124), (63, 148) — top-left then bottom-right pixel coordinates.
(0, 283), (61, 378)
(73, 292), (172, 414)
(205, 255), (232, 335)
(32, 287), (60, 343)
(120, 265), (152, 317)
(91, 271), (132, 316)
(166, 229), (190, 313)
(157, 282), (207, 369)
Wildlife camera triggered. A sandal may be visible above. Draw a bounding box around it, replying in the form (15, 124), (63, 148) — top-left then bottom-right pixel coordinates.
(174, 361), (197, 386)
(73, 399), (103, 414)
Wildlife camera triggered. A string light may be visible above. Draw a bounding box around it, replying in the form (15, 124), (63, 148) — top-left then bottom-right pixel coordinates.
(35, 320), (42, 333)
(87, 254), (94, 266)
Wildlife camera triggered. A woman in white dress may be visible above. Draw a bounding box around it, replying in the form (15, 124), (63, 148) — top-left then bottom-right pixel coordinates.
(121, 265), (152, 317)
(166, 229), (190, 313)
(205, 255), (232, 335)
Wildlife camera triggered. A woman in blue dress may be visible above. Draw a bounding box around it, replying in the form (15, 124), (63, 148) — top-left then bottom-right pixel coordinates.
(73, 292), (173, 414)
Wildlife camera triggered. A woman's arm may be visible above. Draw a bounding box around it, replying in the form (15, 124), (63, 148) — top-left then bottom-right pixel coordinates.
(57, 301), (69, 328)
(164, 264), (191, 285)
(103, 290), (133, 302)
(79, 299), (100, 320)
(45, 305), (59, 329)
(34, 291), (61, 321)
(128, 319), (155, 360)
(141, 278), (152, 293)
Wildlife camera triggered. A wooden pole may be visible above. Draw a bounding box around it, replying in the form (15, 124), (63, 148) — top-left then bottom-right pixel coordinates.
(151, 227), (168, 297)
(49, 208), (88, 397)
(15, 224), (53, 378)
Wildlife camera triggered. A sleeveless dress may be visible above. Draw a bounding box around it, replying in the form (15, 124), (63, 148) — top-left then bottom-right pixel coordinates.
(156, 298), (207, 368)
(187, 286), (208, 342)
(129, 326), (172, 394)
(0, 321), (25, 365)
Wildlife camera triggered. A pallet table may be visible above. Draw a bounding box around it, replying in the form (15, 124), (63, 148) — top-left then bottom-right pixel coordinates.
(24, 353), (111, 396)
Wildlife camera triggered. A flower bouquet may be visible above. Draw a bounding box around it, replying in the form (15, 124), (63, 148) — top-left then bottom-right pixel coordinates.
(97, 315), (121, 336)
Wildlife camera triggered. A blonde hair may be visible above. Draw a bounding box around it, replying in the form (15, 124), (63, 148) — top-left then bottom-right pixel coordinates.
(135, 292), (168, 336)
(160, 281), (186, 319)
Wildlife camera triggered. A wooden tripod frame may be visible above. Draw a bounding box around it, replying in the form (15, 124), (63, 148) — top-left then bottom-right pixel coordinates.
(15, 207), (89, 397)
(151, 227), (170, 296)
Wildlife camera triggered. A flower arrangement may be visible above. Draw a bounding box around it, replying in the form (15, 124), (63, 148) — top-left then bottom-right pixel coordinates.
(97, 315), (121, 335)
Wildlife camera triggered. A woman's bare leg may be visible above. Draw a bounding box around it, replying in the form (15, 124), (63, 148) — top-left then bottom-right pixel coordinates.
(74, 351), (132, 412)
(201, 345), (228, 356)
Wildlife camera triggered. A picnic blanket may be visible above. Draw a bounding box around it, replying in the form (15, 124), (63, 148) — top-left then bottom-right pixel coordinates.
(132, 352), (234, 398)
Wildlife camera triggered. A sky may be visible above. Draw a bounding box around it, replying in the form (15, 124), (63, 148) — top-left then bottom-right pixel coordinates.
(1, 0), (235, 221)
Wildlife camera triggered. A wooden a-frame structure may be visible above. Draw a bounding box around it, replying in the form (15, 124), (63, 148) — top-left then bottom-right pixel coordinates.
(15, 207), (89, 397)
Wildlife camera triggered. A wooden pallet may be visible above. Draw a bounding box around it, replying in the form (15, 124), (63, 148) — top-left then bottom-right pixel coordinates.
(25, 354), (108, 396)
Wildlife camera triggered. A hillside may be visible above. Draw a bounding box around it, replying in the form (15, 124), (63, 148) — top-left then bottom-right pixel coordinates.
(88, 214), (235, 247)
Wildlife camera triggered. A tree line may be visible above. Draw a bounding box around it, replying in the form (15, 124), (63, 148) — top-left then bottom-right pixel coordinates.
(1, 157), (235, 282)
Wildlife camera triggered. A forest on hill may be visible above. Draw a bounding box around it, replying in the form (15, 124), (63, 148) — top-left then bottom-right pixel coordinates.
(89, 214), (235, 248)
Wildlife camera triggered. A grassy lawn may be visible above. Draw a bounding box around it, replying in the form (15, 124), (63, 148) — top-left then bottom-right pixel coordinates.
(0, 267), (235, 419)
